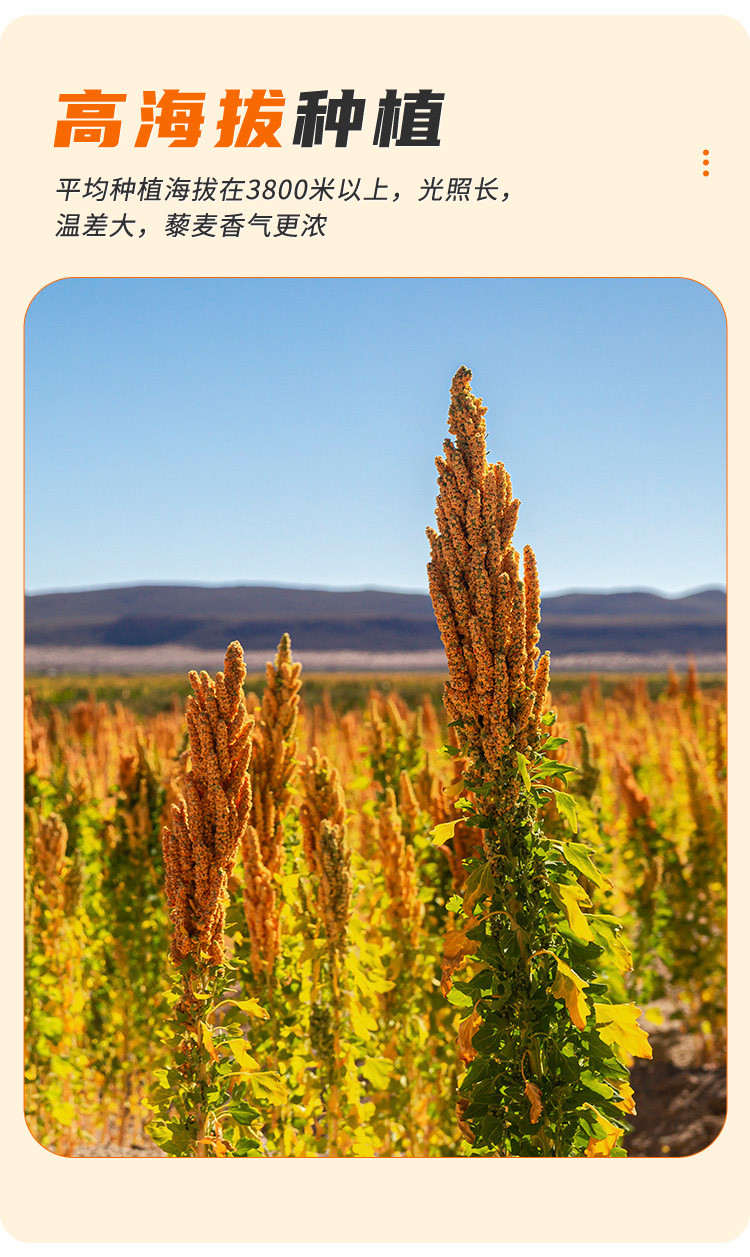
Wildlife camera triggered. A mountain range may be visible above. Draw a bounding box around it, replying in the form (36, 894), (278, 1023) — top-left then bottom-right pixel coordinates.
(25, 583), (727, 659)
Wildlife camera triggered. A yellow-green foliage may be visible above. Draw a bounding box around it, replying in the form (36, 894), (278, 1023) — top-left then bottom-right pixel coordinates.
(24, 652), (725, 1154)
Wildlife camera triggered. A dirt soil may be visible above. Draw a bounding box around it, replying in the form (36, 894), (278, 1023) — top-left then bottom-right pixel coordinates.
(623, 1005), (726, 1158)
(72, 1141), (165, 1156)
(73, 1140), (166, 1158)
(625, 1059), (725, 1157)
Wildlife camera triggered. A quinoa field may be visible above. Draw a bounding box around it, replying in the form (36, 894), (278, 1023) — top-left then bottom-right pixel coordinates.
(23, 369), (726, 1158)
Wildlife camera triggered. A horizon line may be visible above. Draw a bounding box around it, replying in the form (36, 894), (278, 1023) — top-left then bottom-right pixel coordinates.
(24, 578), (727, 600)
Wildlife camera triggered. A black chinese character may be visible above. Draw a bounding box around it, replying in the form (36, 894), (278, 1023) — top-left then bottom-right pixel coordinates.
(374, 89), (443, 147)
(294, 90), (365, 147)
(418, 177), (443, 202)
(165, 213), (191, 237)
(110, 213), (136, 237)
(338, 178), (361, 202)
(55, 213), (80, 237)
(309, 177), (335, 202)
(82, 213), (108, 236)
(325, 90), (365, 148)
(220, 178), (245, 202)
(220, 214), (245, 237)
(111, 177), (136, 201)
(446, 177), (471, 202)
(56, 178), (81, 201)
(138, 177), (163, 201)
(192, 213), (217, 236)
(475, 177), (499, 202)
(364, 178), (388, 201)
(301, 213), (326, 238)
(247, 213), (272, 236)
(165, 176), (191, 201)
(192, 176), (218, 202)
(397, 90), (443, 146)
(275, 214), (299, 236)
(83, 177), (108, 201)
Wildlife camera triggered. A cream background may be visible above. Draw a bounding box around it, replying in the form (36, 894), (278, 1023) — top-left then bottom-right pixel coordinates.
(0, 13), (746, 1244)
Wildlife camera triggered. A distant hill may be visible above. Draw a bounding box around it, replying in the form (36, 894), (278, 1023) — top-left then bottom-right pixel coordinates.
(25, 583), (727, 658)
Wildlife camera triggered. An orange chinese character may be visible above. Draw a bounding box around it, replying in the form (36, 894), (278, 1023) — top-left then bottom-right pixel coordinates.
(135, 90), (205, 148)
(54, 89), (126, 148)
(215, 89), (285, 148)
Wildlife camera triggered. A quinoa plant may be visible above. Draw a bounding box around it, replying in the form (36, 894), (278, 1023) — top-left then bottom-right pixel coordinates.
(427, 367), (650, 1157)
(100, 732), (171, 1141)
(24, 810), (92, 1152)
(237, 633), (302, 986)
(148, 642), (284, 1157)
(299, 749), (354, 1153)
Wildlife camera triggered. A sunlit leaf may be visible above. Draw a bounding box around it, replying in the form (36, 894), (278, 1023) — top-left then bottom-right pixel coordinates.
(220, 997), (269, 1019)
(584, 1107), (623, 1157)
(531, 758), (576, 780)
(551, 789), (578, 833)
(350, 1002), (378, 1041)
(348, 957), (394, 997)
(361, 1056), (394, 1090)
(554, 840), (611, 890)
(198, 1135), (230, 1157)
(227, 1038), (258, 1072)
(247, 1071), (288, 1105)
(516, 752), (531, 790)
(200, 1021), (219, 1062)
(51, 1101), (75, 1127)
(594, 1003), (652, 1061)
(588, 917), (633, 974)
(433, 820), (459, 847)
(614, 1082), (636, 1114)
(281, 873), (300, 898)
(550, 956), (590, 1030)
(550, 883), (594, 942)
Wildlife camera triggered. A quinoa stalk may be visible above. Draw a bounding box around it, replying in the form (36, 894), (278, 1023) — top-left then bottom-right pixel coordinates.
(300, 750), (352, 1155)
(239, 633), (302, 985)
(427, 368), (650, 1157)
(159, 641), (256, 1157)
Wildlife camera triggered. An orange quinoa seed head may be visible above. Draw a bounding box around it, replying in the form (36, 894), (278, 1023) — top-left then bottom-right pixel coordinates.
(300, 750), (351, 954)
(161, 641), (253, 969)
(426, 367), (549, 768)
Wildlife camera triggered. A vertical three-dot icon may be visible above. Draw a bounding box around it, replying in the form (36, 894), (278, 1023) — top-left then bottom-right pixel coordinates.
(702, 149), (709, 176)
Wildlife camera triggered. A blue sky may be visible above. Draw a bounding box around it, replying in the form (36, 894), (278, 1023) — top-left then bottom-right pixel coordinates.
(25, 278), (726, 596)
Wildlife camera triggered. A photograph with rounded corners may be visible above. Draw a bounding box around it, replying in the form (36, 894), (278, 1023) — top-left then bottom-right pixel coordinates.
(24, 277), (726, 1159)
